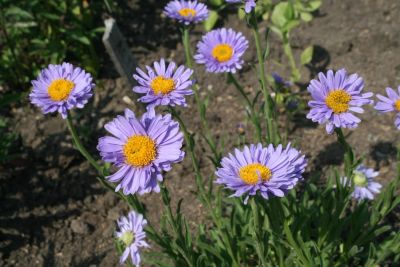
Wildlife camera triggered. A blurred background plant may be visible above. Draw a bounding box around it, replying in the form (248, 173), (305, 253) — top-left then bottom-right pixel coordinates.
(0, 0), (109, 164)
(224, 0), (321, 83)
(0, 0), (107, 104)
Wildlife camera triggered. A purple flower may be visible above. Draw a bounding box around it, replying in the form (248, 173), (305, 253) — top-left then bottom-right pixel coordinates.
(164, 0), (209, 25)
(306, 69), (373, 134)
(115, 211), (149, 266)
(374, 86), (400, 129)
(216, 143), (307, 204)
(133, 59), (194, 110)
(30, 62), (95, 119)
(97, 109), (184, 195)
(225, 0), (256, 13)
(272, 72), (292, 87)
(194, 28), (249, 73)
(341, 165), (381, 201)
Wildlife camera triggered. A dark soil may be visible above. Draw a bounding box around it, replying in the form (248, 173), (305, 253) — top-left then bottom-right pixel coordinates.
(1, 0), (400, 266)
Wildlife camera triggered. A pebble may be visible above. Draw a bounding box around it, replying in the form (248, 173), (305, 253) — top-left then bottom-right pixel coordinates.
(107, 207), (120, 221)
(70, 219), (90, 235)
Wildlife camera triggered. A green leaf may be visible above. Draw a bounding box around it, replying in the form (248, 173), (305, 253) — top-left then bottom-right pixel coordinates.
(271, 2), (295, 28)
(300, 12), (313, 22)
(5, 6), (34, 19)
(207, 0), (224, 7)
(203, 10), (219, 32)
(300, 46), (314, 65)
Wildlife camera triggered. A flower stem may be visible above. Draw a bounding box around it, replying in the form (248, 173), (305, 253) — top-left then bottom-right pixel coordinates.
(66, 113), (103, 175)
(282, 34), (300, 82)
(335, 128), (355, 178)
(169, 107), (240, 266)
(182, 26), (193, 69)
(250, 198), (267, 267)
(227, 72), (262, 142)
(249, 11), (278, 145)
(181, 26), (221, 165)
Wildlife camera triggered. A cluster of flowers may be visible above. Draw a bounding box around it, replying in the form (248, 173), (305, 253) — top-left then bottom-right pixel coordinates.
(29, 0), (397, 266)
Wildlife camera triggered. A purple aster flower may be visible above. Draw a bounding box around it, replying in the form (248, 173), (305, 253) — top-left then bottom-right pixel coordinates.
(194, 28), (249, 73)
(225, 0), (257, 13)
(115, 211), (149, 266)
(164, 0), (209, 25)
(306, 69), (373, 134)
(133, 59), (194, 110)
(30, 62), (95, 119)
(341, 165), (381, 201)
(216, 143), (307, 204)
(272, 72), (292, 87)
(374, 86), (400, 129)
(97, 109), (184, 195)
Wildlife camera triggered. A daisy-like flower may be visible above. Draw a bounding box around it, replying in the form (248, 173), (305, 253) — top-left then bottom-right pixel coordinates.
(164, 0), (209, 25)
(341, 165), (381, 201)
(97, 109), (184, 195)
(115, 211), (149, 266)
(30, 62), (95, 119)
(216, 143), (307, 204)
(133, 59), (194, 110)
(225, 0), (257, 13)
(194, 28), (249, 73)
(306, 69), (373, 134)
(374, 86), (400, 129)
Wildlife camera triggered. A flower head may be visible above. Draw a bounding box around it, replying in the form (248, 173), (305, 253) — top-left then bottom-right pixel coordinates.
(216, 143), (307, 203)
(164, 0), (209, 25)
(341, 165), (381, 201)
(374, 86), (400, 129)
(272, 72), (292, 88)
(30, 62), (95, 119)
(195, 28), (249, 73)
(133, 59), (194, 110)
(97, 109), (184, 195)
(115, 211), (149, 266)
(306, 69), (373, 134)
(225, 0), (256, 13)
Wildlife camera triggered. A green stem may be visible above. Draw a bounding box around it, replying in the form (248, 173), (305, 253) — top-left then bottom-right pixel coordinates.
(66, 114), (103, 175)
(160, 182), (195, 267)
(335, 128), (354, 179)
(250, 198), (267, 267)
(182, 26), (193, 68)
(227, 72), (262, 142)
(249, 11), (277, 145)
(169, 107), (240, 267)
(181, 26), (220, 164)
(282, 34), (300, 82)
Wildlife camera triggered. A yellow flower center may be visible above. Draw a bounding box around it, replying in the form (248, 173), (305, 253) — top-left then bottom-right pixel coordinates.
(325, 89), (352, 114)
(123, 135), (156, 167)
(47, 79), (75, 101)
(150, 76), (175, 95)
(178, 8), (196, 17)
(239, 163), (272, 185)
(395, 99), (400, 112)
(120, 231), (135, 246)
(212, 44), (234, 63)
(353, 171), (368, 187)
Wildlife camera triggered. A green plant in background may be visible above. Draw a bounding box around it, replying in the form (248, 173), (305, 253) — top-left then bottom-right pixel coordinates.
(270, 0), (320, 82)
(0, 0), (105, 103)
(0, 117), (19, 163)
(15, 0), (400, 266)
(204, 0), (225, 31)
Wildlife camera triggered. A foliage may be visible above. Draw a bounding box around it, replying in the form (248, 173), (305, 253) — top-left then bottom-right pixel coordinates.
(27, 0), (400, 266)
(0, 0), (105, 94)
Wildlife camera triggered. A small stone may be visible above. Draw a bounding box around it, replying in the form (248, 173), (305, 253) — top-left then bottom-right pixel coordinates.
(107, 207), (120, 221)
(70, 219), (90, 235)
